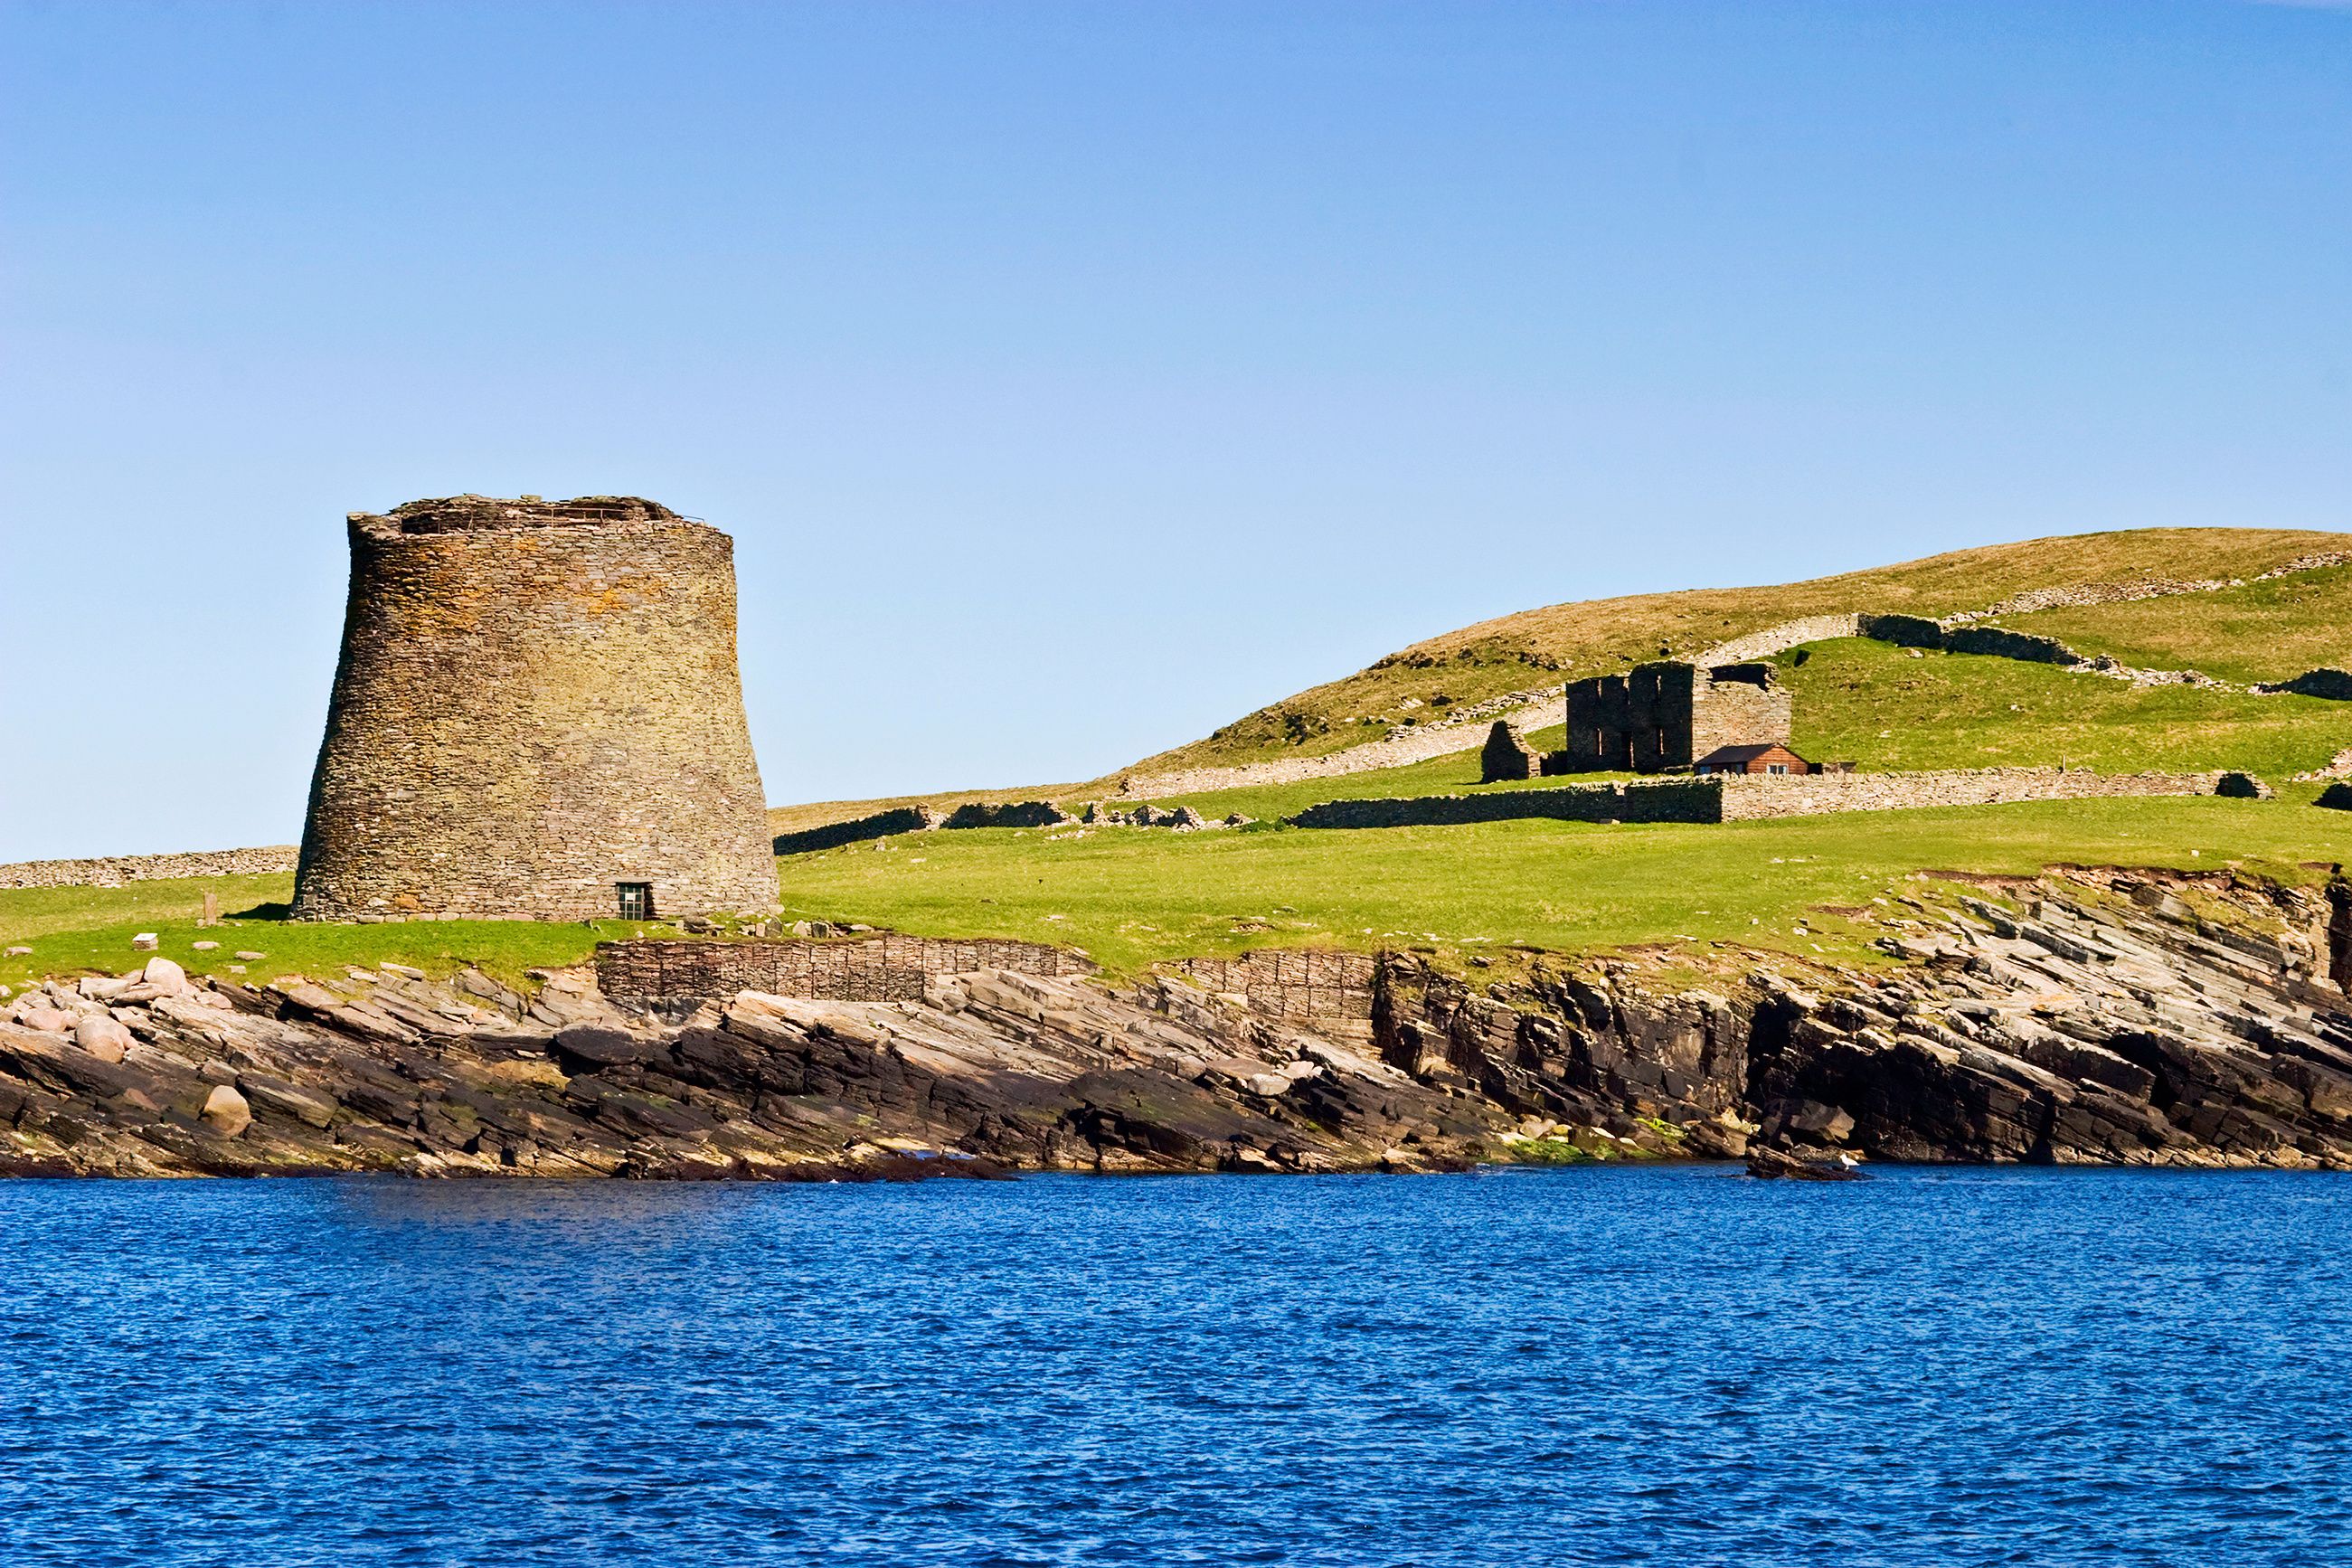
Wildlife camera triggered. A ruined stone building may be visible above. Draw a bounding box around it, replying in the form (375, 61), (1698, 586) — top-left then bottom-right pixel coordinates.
(1559, 660), (1792, 774)
(292, 495), (779, 921)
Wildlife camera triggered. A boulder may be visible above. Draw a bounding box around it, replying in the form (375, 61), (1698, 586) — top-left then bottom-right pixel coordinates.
(199, 1084), (251, 1138)
(233, 951), (268, 962)
(142, 957), (189, 992)
(191, 940), (220, 952)
(552, 1026), (659, 1072)
(73, 1015), (132, 1063)
(1746, 1146), (1866, 1180)
(18, 1005), (74, 1034)
(4, 945), (30, 958)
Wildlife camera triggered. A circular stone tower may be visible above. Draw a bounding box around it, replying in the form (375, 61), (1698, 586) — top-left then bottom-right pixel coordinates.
(291, 495), (777, 922)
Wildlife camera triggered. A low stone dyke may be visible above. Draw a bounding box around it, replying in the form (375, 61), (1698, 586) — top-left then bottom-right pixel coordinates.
(2257, 668), (2352, 701)
(1714, 767), (2218, 819)
(1940, 625), (2082, 666)
(941, 800), (1076, 830)
(0, 846), (298, 891)
(1853, 612), (1945, 648)
(1289, 779), (1721, 829)
(1693, 614), (1863, 665)
(772, 807), (940, 857)
(597, 933), (1090, 1002)
(1289, 769), (2224, 830)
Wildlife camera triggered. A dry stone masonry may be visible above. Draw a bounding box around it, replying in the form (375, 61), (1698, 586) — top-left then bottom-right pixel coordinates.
(1294, 767), (2225, 829)
(292, 496), (777, 922)
(597, 934), (1088, 1003)
(0, 846), (298, 892)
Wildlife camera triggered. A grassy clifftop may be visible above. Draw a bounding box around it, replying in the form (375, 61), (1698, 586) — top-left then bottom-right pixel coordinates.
(1132, 526), (2352, 774)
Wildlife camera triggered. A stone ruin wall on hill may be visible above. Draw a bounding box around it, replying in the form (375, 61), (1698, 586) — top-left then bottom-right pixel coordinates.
(292, 496), (778, 923)
(597, 933), (1089, 1002)
(1292, 768), (2222, 830)
(1115, 688), (1564, 800)
(0, 846), (298, 892)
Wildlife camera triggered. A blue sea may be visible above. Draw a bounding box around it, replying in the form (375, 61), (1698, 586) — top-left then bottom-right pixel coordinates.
(3, 1167), (2346, 1566)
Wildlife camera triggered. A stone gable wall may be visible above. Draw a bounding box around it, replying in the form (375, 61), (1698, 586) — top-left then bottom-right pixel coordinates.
(292, 504), (777, 922)
(1480, 721), (1538, 781)
(597, 934), (1088, 1001)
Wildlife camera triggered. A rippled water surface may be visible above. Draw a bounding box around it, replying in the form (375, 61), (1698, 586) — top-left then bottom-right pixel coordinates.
(3, 1167), (2347, 1565)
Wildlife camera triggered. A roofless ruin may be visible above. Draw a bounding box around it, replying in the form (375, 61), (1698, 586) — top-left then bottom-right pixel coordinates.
(291, 495), (777, 922)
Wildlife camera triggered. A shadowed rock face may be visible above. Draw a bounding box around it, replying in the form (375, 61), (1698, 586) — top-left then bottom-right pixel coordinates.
(5, 870), (2351, 1177)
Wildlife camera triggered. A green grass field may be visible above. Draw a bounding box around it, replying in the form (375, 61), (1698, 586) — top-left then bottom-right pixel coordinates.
(769, 793), (2352, 976)
(0, 874), (661, 996)
(2000, 563), (2352, 685)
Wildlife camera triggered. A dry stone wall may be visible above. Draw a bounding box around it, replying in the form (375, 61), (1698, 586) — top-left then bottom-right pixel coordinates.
(1291, 779), (1722, 829)
(1177, 950), (1379, 1034)
(772, 808), (940, 857)
(292, 496), (777, 922)
(1694, 614), (1863, 666)
(941, 801), (1075, 829)
(1716, 767), (2219, 818)
(1117, 688), (1563, 799)
(0, 846), (298, 892)
(597, 933), (1088, 1001)
(1291, 769), (2223, 830)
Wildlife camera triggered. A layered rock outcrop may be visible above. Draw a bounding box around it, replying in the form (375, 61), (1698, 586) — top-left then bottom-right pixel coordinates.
(5, 869), (2349, 1176)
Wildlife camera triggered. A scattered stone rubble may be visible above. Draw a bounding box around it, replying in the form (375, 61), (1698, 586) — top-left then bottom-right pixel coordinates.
(7, 867), (2352, 1177)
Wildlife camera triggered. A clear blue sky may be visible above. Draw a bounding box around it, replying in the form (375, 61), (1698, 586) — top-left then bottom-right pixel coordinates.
(4, 1), (2347, 860)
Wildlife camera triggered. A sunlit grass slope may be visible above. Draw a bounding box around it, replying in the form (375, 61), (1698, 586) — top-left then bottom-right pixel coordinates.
(1136, 528), (2350, 773)
(1784, 641), (2352, 778)
(2000, 563), (2352, 685)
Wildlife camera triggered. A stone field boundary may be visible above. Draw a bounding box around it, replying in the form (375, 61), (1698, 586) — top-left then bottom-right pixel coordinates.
(0, 846), (298, 892)
(1289, 768), (2229, 830)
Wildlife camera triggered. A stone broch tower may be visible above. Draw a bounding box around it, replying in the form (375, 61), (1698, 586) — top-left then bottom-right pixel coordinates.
(292, 495), (778, 921)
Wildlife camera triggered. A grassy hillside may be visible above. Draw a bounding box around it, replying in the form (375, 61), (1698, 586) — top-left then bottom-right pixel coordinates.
(1999, 562), (2352, 684)
(1136, 527), (2351, 774)
(1784, 641), (2352, 778)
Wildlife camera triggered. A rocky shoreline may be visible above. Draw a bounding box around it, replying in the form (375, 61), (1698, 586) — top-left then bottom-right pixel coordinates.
(3, 867), (2350, 1178)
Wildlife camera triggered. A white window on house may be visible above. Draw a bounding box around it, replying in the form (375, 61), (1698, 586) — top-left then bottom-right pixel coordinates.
(1767, 763), (1789, 775)
(617, 882), (654, 920)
